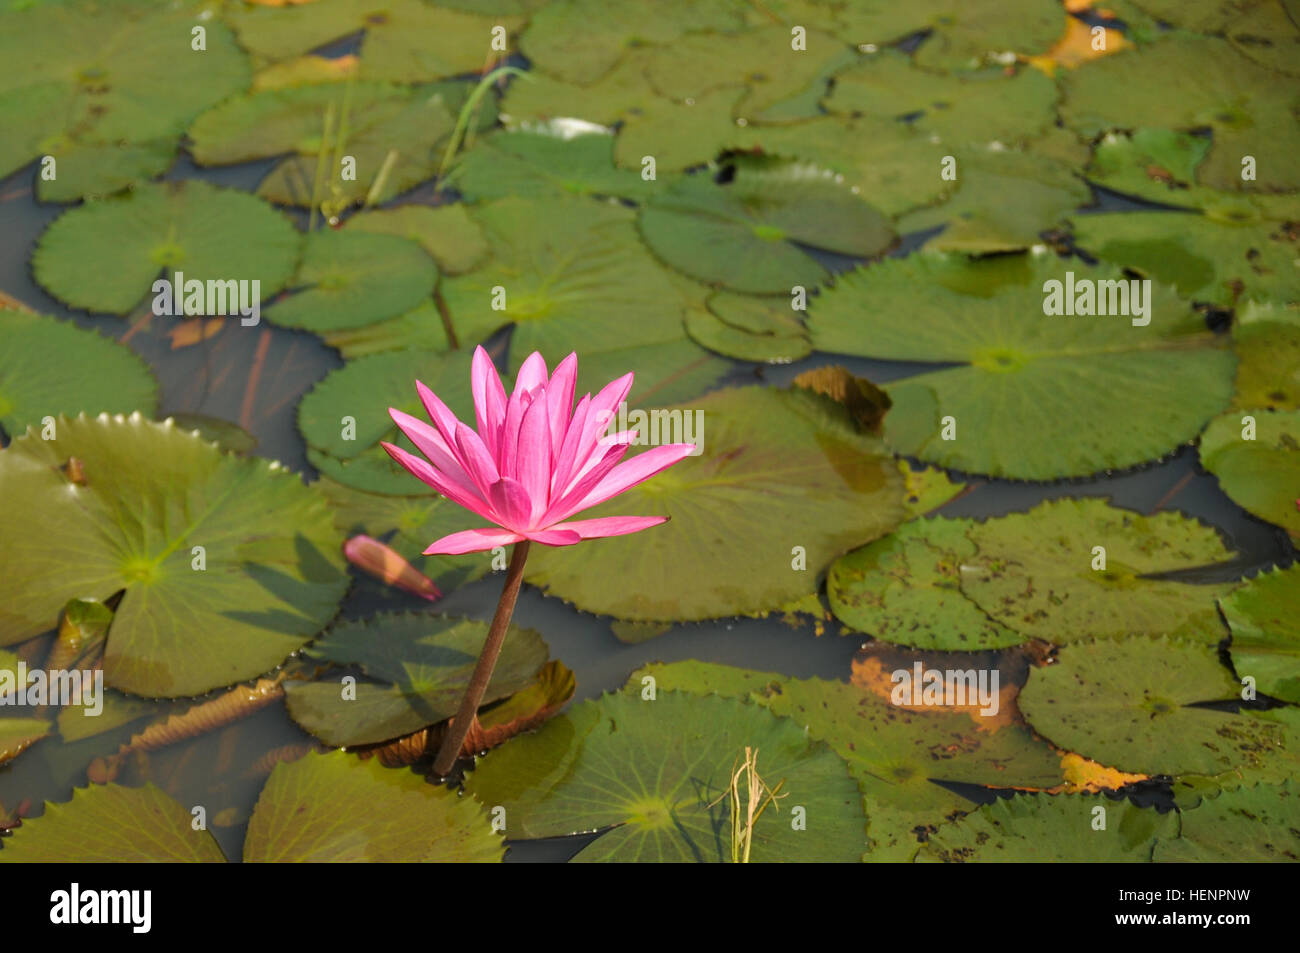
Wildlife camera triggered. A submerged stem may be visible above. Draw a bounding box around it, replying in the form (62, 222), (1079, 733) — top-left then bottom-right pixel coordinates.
(432, 539), (531, 777)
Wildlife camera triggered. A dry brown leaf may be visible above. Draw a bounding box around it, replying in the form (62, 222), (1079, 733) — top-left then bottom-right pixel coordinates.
(791, 365), (891, 435)
(1027, 7), (1129, 74)
(851, 654), (1018, 731)
(117, 676), (285, 755)
(167, 318), (224, 350)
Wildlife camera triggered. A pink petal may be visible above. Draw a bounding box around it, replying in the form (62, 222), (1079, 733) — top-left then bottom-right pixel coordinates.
(513, 351), (549, 399)
(497, 386), (529, 481)
(571, 372), (633, 482)
(516, 391), (553, 525)
(423, 527), (525, 555)
(454, 421), (501, 498)
(381, 441), (492, 517)
(568, 443), (695, 514)
(550, 394), (591, 497)
(546, 353), (578, 460)
(415, 379), (464, 449)
(523, 527), (583, 546)
(488, 476), (533, 530)
(545, 515), (668, 540)
(471, 346), (507, 458)
(389, 409), (478, 499)
(543, 441), (630, 524)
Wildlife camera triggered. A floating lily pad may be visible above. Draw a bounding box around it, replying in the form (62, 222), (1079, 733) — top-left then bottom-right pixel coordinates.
(1157, 781), (1300, 862)
(284, 612), (549, 746)
(828, 518), (1024, 650)
(467, 689), (866, 862)
(921, 793), (1176, 862)
(1232, 303), (1300, 411)
(189, 81), (457, 208)
(629, 661), (1064, 861)
(452, 122), (656, 201)
(899, 459), (968, 517)
(0, 0), (248, 192)
(824, 53), (1057, 148)
(526, 385), (905, 621)
(1061, 33), (1300, 191)
(809, 250), (1235, 479)
(228, 0), (522, 83)
(684, 291), (810, 363)
(0, 783), (226, 862)
(299, 348), (474, 496)
(960, 498), (1237, 643)
(1071, 210), (1300, 309)
(347, 205), (487, 276)
(266, 231), (436, 332)
(1221, 564), (1300, 703)
(1018, 635), (1281, 775)
(0, 414), (348, 696)
(638, 161), (894, 293)
(0, 715), (52, 767)
(0, 309), (156, 437)
(550, 336), (731, 409)
(1086, 128), (1223, 211)
(614, 85), (748, 174)
(319, 301), (453, 360)
(32, 180), (300, 316)
(499, 50), (658, 126)
(1199, 408), (1300, 541)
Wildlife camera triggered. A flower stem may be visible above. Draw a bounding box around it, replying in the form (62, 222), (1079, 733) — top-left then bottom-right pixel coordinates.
(432, 540), (531, 777)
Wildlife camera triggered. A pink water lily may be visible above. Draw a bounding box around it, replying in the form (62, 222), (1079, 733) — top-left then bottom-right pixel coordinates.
(381, 346), (694, 555)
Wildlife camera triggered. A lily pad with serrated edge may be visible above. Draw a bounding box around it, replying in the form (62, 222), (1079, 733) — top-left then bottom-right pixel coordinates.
(627, 661), (1065, 861)
(346, 204), (488, 275)
(0, 309), (156, 437)
(828, 518), (1025, 651)
(32, 180), (300, 316)
(1070, 210), (1300, 310)
(684, 291), (810, 364)
(1172, 705), (1300, 807)
(1199, 408), (1300, 541)
(227, 0), (521, 83)
(451, 122), (657, 202)
(1157, 780), (1300, 862)
(441, 197), (691, 357)
(319, 301), (453, 360)
(189, 81), (457, 208)
(525, 385), (905, 622)
(0, 650), (52, 768)
(0, 1), (248, 189)
(299, 348), (474, 496)
(0, 414), (348, 696)
(1221, 564), (1300, 704)
(824, 52), (1057, 149)
(284, 612), (548, 746)
(959, 498), (1238, 643)
(638, 160), (894, 294)
(899, 459), (968, 518)
(920, 793), (1176, 862)
(1018, 635), (1282, 775)
(1232, 302), (1300, 411)
(0, 783), (227, 862)
(1061, 33), (1300, 192)
(265, 231), (436, 333)
(807, 250), (1235, 480)
(465, 689), (866, 862)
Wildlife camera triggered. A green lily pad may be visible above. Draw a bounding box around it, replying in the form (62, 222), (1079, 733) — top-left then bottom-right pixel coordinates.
(499, 50), (657, 126)
(441, 197), (691, 356)
(899, 459), (968, 517)
(346, 204), (488, 276)
(0, 715), (52, 767)
(808, 250), (1235, 479)
(824, 53), (1057, 148)
(519, 0), (746, 85)
(1061, 33), (1300, 191)
(319, 301), (453, 360)
(921, 793), (1177, 862)
(451, 121), (657, 201)
(1070, 210), (1300, 309)
(638, 160), (894, 293)
(1232, 302), (1300, 411)
(266, 231), (436, 332)
(684, 291), (810, 363)
(548, 335), (731, 409)
(1018, 635), (1282, 775)
(228, 0), (522, 83)
(0, 414), (348, 696)
(0, 309), (156, 437)
(283, 612), (549, 747)
(828, 517), (1024, 650)
(629, 661), (1065, 861)
(0, 0), (248, 191)
(526, 385), (905, 621)
(0, 783), (226, 862)
(904, 0), (1064, 71)
(613, 85), (749, 174)
(898, 149), (1089, 253)
(960, 498), (1238, 643)
(466, 689), (866, 862)
(189, 81), (457, 208)
(1224, 0), (1300, 77)
(1157, 780), (1300, 862)
(1221, 564), (1300, 703)
(32, 180), (300, 316)
(1199, 408), (1300, 541)
(299, 348), (473, 496)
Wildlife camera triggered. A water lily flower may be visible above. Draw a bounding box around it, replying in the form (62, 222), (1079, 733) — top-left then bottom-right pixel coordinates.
(343, 534), (441, 602)
(381, 346), (695, 555)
